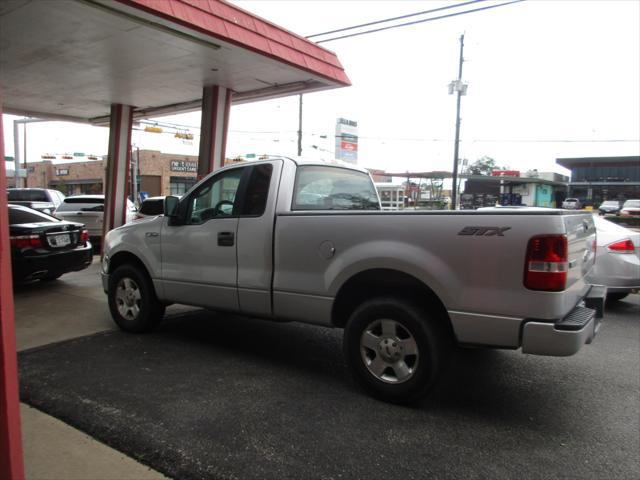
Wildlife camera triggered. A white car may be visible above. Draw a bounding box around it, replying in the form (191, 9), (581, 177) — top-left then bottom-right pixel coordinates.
(620, 199), (640, 217)
(562, 198), (582, 209)
(586, 216), (640, 302)
(54, 194), (136, 246)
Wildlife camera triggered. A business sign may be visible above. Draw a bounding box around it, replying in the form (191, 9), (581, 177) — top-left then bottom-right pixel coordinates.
(491, 170), (520, 177)
(335, 118), (358, 164)
(56, 168), (69, 176)
(170, 160), (197, 173)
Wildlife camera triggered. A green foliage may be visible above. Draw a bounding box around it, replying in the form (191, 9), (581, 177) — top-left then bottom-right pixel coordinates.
(466, 156), (498, 176)
(605, 216), (640, 228)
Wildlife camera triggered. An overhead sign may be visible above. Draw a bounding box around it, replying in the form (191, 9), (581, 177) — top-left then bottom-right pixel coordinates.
(335, 118), (358, 164)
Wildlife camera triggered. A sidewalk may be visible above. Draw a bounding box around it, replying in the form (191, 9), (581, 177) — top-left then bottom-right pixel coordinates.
(14, 261), (167, 480)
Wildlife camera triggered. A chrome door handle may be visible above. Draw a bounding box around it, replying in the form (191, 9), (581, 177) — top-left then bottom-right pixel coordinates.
(145, 232), (159, 237)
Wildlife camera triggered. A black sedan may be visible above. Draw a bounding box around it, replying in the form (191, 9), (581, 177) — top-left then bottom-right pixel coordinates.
(9, 204), (93, 283)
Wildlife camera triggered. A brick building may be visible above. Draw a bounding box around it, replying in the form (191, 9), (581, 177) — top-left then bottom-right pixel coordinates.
(24, 150), (244, 199)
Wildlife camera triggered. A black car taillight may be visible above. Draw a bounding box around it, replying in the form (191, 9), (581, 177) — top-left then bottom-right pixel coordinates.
(524, 234), (568, 292)
(10, 234), (43, 249)
(80, 229), (90, 244)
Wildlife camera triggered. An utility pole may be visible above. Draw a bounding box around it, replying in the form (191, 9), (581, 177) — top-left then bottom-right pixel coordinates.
(449, 33), (467, 210)
(13, 118), (48, 188)
(297, 94), (303, 156)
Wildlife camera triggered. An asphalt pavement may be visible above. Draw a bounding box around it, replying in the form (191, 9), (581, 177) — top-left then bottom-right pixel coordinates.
(17, 293), (640, 480)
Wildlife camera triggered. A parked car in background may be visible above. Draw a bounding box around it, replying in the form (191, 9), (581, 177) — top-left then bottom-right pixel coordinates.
(54, 195), (136, 246)
(562, 198), (582, 209)
(9, 204), (92, 283)
(7, 188), (65, 215)
(134, 196), (165, 220)
(598, 200), (622, 216)
(586, 216), (640, 302)
(619, 199), (640, 217)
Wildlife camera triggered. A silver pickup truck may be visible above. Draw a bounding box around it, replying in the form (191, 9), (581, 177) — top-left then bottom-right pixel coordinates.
(101, 157), (605, 402)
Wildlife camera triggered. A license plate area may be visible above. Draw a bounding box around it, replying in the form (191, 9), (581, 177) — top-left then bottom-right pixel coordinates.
(48, 233), (71, 248)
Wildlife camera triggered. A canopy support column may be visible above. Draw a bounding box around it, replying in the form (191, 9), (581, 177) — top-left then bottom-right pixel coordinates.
(0, 99), (26, 480)
(103, 104), (134, 237)
(198, 85), (233, 178)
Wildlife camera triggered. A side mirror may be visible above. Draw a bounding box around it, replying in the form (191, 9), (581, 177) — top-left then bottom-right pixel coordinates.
(164, 195), (180, 218)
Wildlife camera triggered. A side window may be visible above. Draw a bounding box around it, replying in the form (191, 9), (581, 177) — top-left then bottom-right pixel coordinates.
(241, 164), (273, 216)
(186, 168), (244, 224)
(292, 166), (380, 211)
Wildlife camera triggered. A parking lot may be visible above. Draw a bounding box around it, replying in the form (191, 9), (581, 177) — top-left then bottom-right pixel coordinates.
(13, 259), (640, 480)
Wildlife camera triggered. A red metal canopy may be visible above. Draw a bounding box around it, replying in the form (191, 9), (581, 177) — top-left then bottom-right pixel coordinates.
(0, 0), (351, 122)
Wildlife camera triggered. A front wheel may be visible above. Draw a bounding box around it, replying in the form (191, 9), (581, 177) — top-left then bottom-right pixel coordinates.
(108, 264), (165, 333)
(343, 297), (450, 404)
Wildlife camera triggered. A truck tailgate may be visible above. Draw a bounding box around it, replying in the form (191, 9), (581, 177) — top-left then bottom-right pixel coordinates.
(564, 213), (597, 286)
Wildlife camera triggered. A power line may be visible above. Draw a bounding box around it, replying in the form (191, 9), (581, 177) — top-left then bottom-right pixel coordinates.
(306, 0), (488, 39)
(316, 0), (525, 44)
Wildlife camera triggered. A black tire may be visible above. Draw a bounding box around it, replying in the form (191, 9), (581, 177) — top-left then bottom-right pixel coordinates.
(108, 264), (165, 333)
(343, 297), (450, 404)
(607, 292), (629, 302)
(42, 273), (62, 281)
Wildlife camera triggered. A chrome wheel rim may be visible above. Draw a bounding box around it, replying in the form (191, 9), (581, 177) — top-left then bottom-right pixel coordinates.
(360, 319), (419, 384)
(115, 277), (142, 321)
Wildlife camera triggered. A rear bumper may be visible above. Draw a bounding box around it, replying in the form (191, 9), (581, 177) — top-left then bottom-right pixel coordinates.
(13, 243), (93, 281)
(521, 286), (606, 356)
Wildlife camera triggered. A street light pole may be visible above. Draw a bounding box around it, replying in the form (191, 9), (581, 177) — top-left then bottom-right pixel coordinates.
(449, 34), (466, 210)
(13, 118), (48, 188)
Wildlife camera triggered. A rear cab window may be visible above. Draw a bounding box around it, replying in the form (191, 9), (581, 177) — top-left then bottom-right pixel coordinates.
(57, 197), (104, 212)
(292, 166), (380, 211)
(8, 189), (48, 201)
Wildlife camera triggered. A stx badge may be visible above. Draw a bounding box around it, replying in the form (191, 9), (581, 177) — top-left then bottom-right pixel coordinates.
(458, 226), (511, 236)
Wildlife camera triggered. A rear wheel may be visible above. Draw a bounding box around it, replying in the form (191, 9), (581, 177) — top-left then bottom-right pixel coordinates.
(108, 264), (165, 333)
(343, 297), (450, 404)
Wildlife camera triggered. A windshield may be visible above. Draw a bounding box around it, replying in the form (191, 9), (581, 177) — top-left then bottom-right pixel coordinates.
(623, 200), (640, 208)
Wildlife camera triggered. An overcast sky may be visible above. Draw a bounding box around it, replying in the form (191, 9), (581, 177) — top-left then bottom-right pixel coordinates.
(3, 0), (639, 176)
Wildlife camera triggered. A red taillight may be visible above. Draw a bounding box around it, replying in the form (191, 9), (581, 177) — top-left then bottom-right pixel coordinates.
(80, 229), (90, 244)
(607, 239), (635, 253)
(10, 234), (43, 249)
(524, 234), (568, 291)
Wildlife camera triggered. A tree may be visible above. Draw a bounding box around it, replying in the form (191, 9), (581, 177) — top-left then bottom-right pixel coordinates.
(466, 156), (498, 176)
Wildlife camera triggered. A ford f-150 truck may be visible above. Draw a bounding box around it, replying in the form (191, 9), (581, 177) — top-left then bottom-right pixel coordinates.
(101, 157), (605, 403)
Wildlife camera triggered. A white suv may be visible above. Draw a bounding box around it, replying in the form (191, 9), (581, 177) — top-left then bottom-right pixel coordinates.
(562, 198), (582, 209)
(55, 195), (136, 245)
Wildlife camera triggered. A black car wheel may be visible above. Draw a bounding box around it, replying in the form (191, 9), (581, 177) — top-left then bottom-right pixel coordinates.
(108, 264), (165, 333)
(343, 297), (450, 404)
(42, 273), (62, 281)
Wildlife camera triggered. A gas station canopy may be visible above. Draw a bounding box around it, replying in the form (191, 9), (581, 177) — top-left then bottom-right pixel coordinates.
(0, 0), (351, 123)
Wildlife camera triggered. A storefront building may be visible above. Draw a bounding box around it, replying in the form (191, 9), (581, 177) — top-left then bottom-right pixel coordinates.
(23, 150), (244, 200)
(556, 156), (640, 206)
